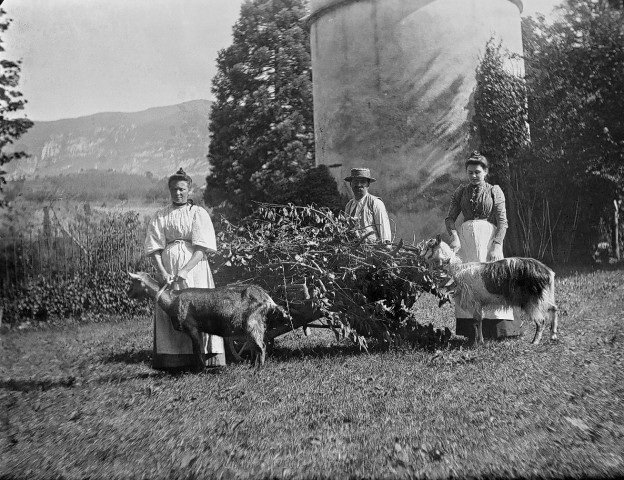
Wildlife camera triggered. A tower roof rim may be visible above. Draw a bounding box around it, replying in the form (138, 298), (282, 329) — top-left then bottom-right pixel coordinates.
(306, 0), (523, 27)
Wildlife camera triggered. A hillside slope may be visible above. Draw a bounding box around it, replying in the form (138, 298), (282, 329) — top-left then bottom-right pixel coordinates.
(7, 99), (212, 180)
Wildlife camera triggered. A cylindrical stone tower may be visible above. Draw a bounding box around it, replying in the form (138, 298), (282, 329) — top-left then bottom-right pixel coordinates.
(309, 0), (524, 241)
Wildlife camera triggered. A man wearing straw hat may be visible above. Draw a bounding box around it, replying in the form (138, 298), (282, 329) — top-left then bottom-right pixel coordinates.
(344, 167), (392, 244)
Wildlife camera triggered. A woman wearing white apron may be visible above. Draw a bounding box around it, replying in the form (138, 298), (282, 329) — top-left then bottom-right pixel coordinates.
(444, 152), (522, 341)
(144, 168), (225, 369)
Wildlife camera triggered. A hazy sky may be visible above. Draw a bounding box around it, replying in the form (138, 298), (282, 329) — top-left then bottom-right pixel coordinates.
(3, 0), (562, 121)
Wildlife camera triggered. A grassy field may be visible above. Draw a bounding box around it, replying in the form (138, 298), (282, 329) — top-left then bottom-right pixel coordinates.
(1, 267), (623, 479)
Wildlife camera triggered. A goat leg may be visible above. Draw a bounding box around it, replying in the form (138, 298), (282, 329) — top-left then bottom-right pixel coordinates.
(184, 322), (205, 372)
(253, 342), (266, 368)
(170, 313), (183, 332)
(471, 311), (485, 347)
(531, 317), (545, 345)
(247, 311), (267, 369)
(549, 307), (559, 342)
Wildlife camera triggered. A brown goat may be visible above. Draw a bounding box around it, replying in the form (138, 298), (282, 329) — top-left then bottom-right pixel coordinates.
(128, 272), (290, 370)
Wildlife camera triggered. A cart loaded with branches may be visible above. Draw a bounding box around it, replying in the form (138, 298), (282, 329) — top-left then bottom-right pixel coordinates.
(209, 204), (454, 361)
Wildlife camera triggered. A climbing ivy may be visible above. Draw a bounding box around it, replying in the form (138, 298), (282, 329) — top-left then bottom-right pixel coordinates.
(472, 38), (529, 186)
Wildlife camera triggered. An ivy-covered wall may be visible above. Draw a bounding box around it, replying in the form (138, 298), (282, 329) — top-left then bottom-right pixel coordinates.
(309, 0), (525, 242)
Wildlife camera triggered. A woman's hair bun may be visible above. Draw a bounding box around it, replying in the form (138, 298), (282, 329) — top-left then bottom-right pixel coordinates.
(168, 167), (193, 187)
(465, 151), (489, 169)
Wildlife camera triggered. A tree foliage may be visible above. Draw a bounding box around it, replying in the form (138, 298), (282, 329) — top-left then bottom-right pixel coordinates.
(523, 0), (624, 187)
(471, 39), (529, 257)
(473, 39), (529, 186)
(472, 0), (624, 262)
(280, 164), (348, 212)
(521, 0), (624, 260)
(0, 9), (33, 206)
(205, 0), (315, 217)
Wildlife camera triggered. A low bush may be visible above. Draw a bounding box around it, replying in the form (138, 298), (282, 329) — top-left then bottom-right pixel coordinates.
(2, 271), (151, 322)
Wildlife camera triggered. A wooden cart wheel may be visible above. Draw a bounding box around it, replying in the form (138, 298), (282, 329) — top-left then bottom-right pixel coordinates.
(225, 336), (252, 363)
(225, 336), (275, 363)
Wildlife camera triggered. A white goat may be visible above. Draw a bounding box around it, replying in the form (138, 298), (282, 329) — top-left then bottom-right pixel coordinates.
(424, 236), (558, 346)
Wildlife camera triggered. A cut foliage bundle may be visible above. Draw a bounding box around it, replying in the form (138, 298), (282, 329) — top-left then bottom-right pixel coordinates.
(210, 204), (453, 350)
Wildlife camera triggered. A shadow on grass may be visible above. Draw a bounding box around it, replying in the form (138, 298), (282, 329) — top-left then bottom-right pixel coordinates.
(270, 343), (365, 362)
(268, 338), (466, 363)
(0, 371), (165, 393)
(104, 348), (152, 366)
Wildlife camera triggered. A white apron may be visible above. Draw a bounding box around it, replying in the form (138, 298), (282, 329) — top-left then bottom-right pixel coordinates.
(455, 220), (514, 320)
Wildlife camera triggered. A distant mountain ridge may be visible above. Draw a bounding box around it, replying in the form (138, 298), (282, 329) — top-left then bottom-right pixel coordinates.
(7, 99), (213, 180)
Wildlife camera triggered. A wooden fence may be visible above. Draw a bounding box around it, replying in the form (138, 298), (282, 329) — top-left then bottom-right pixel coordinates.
(0, 229), (152, 292)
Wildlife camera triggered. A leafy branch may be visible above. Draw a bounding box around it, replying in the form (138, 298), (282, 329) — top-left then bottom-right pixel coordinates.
(210, 203), (453, 350)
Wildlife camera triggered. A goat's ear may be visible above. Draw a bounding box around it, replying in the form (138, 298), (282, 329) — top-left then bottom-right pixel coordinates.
(435, 234), (441, 245)
(128, 272), (140, 279)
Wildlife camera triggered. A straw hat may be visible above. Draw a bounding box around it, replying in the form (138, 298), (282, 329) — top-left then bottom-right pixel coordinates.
(344, 167), (376, 183)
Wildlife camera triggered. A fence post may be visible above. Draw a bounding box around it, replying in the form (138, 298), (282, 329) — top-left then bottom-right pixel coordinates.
(85, 228), (90, 275)
(62, 232), (67, 281)
(43, 206), (52, 238)
(1, 238), (6, 293)
(614, 199), (621, 261)
(27, 233), (32, 288)
(13, 236), (18, 286)
(124, 229), (128, 273)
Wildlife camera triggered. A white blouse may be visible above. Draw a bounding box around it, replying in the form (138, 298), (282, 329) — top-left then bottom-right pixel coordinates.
(144, 204), (217, 255)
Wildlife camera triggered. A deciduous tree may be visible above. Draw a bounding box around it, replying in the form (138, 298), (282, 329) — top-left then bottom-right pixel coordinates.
(523, 0), (624, 187)
(0, 9), (33, 206)
(521, 0), (624, 260)
(473, 0), (624, 261)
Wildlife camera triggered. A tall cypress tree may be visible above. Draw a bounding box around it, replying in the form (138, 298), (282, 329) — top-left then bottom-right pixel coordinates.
(472, 39), (529, 257)
(205, 0), (314, 217)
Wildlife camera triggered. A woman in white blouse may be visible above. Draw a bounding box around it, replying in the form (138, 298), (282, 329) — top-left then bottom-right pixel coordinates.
(144, 168), (225, 370)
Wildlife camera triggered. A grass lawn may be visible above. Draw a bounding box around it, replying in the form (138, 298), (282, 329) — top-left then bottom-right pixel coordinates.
(1, 267), (623, 479)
